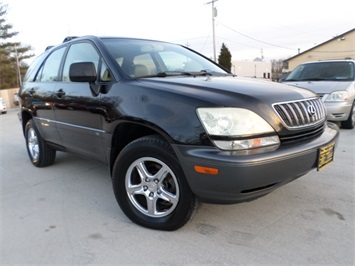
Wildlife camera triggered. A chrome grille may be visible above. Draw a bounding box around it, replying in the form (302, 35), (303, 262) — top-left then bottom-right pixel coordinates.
(273, 98), (326, 129)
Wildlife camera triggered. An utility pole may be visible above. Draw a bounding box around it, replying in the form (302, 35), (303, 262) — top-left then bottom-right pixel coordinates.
(206, 0), (218, 62)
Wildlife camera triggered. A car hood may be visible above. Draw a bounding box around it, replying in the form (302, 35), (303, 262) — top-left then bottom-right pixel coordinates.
(282, 81), (353, 94)
(137, 76), (316, 106)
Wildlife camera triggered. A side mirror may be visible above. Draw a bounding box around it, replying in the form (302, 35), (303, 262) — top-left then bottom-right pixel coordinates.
(69, 62), (97, 82)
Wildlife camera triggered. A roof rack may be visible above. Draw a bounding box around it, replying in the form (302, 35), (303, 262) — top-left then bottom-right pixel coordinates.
(45, 46), (54, 51)
(63, 36), (78, 43)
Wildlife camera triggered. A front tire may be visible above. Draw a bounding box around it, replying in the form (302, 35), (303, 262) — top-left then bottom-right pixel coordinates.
(341, 101), (355, 129)
(25, 119), (56, 167)
(112, 135), (197, 231)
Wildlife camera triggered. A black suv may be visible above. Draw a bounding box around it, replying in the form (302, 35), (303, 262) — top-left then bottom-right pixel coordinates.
(19, 36), (339, 230)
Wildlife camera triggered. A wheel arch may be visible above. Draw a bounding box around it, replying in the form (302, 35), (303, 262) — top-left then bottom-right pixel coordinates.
(108, 121), (175, 175)
(20, 110), (33, 136)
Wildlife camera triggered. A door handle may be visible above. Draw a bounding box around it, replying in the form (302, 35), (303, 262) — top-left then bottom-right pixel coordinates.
(55, 89), (66, 98)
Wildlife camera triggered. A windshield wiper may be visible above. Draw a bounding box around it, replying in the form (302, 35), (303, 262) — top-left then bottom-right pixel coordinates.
(159, 71), (214, 77)
(199, 70), (213, 76)
(285, 78), (327, 82)
(300, 78), (328, 81)
(200, 70), (235, 77)
(155, 71), (193, 77)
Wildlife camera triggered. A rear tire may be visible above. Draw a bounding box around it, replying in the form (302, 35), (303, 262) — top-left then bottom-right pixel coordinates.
(341, 101), (355, 129)
(112, 135), (197, 231)
(25, 119), (56, 167)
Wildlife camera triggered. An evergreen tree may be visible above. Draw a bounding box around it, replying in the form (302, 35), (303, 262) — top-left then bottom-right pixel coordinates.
(218, 43), (232, 71)
(0, 2), (34, 89)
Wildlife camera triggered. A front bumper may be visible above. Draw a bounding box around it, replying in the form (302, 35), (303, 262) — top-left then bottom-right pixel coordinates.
(173, 122), (339, 204)
(324, 101), (353, 121)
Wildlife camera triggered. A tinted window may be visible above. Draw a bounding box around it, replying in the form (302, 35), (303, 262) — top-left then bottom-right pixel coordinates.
(35, 47), (66, 82)
(62, 42), (100, 82)
(23, 53), (47, 82)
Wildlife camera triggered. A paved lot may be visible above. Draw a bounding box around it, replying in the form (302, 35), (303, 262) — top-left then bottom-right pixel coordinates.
(1, 109), (354, 265)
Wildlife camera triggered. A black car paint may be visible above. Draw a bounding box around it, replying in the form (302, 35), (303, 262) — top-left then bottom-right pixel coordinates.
(19, 36), (339, 204)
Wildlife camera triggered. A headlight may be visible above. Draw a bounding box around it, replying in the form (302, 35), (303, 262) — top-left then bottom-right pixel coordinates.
(196, 107), (280, 151)
(325, 91), (349, 101)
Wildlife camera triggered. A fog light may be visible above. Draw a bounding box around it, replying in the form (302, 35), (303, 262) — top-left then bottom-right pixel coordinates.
(214, 135), (280, 150)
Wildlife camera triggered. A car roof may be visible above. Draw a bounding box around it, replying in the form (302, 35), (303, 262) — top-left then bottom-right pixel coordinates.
(45, 35), (177, 51)
(301, 59), (355, 65)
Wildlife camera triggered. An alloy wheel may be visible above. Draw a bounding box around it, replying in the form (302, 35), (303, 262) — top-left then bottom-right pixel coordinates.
(27, 127), (39, 161)
(125, 157), (180, 218)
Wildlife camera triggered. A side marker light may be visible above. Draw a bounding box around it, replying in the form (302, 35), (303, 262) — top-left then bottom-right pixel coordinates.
(194, 165), (219, 175)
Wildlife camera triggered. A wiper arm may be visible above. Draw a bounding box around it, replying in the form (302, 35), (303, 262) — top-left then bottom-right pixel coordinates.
(300, 78), (328, 81)
(200, 70), (234, 77)
(156, 71), (193, 77)
(199, 70), (213, 76)
(285, 78), (326, 82)
(134, 71), (192, 78)
(283, 79), (298, 82)
(152, 71), (211, 77)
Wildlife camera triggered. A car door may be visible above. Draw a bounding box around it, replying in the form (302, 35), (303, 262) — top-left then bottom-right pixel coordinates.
(53, 42), (106, 161)
(21, 47), (67, 145)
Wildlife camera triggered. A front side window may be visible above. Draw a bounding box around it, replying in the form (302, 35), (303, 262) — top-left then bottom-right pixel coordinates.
(35, 47), (66, 82)
(62, 42), (100, 82)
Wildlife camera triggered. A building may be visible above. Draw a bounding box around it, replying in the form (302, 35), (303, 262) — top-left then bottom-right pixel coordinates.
(232, 59), (272, 80)
(284, 28), (355, 71)
(0, 88), (19, 109)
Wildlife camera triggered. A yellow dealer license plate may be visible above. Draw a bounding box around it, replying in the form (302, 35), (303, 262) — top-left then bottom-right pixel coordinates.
(317, 142), (335, 171)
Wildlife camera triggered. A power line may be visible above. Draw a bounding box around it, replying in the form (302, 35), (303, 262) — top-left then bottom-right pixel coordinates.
(217, 21), (298, 51)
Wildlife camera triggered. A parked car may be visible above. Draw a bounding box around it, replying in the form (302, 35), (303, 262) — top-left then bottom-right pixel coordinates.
(19, 36), (339, 230)
(13, 93), (19, 106)
(282, 60), (355, 129)
(277, 71), (290, 82)
(0, 98), (7, 114)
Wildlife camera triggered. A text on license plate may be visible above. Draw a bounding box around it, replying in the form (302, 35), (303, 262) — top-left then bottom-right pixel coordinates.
(317, 142), (335, 171)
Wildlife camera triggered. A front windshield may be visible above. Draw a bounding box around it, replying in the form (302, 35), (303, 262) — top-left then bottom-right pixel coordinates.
(285, 61), (355, 82)
(101, 38), (228, 78)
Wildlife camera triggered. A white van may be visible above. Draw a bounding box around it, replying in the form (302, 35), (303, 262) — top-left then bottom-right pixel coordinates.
(282, 60), (355, 129)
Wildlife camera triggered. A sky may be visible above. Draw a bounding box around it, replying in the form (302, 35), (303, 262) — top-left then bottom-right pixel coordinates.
(4, 0), (355, 63)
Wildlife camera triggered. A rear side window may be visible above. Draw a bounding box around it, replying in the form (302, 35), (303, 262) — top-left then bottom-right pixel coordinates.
(23, 53), (47, 82)
(35, 47), (66, 82)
